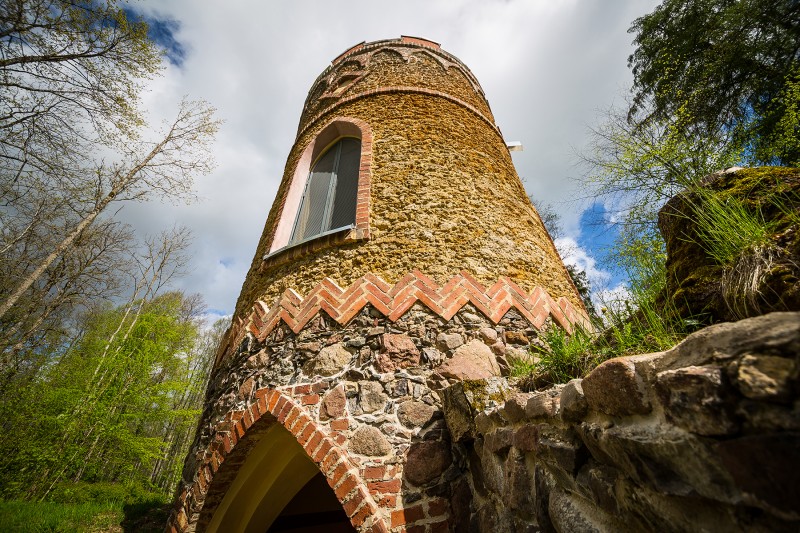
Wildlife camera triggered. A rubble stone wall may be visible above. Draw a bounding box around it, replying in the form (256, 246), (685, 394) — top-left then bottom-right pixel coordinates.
(169, 300), (540, 532)
(441, 312), (800, 532)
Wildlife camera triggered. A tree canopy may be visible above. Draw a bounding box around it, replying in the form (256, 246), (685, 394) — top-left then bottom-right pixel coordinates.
(628, 0), (800, 165)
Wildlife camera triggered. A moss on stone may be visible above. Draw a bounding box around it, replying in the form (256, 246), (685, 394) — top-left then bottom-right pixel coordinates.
(658, 167), (800, 323)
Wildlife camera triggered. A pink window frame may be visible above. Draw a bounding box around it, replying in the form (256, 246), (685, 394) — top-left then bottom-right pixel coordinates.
(265, 117), (373, 260)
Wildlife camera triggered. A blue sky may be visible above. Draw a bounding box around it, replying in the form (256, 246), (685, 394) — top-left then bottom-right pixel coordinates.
(118, 0), (660, 319)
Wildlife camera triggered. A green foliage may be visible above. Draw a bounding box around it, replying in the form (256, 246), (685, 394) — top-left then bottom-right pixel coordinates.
(628, 0), (800, 165)
(528, 326), (599, 386)
(47, 481), (166, 506)
(581, 102), (741, 238)
(0, 292), (218, 502)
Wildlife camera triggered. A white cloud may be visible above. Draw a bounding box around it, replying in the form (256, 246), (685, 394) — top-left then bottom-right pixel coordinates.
(118, 0), (660, 314)
(554, 236), (612, 290)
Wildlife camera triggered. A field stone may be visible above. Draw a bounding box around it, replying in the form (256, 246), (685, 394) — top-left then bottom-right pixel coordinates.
(505, 331), (530, 345)
(560, 379), (588, 422)
(398, 400), (436, 428)
(655, 366), (738, 436)
(734, 354), (795, 401)
(582, 358), (651, 416)
(437, 332), (464, 351)
(321, 385), (347, 420)
(302, 343), (352, 377)
(405, 440), (452, 486)
(358, 380), (388, 413)
(381, 333), (421, 369)
(350, 425), (392, 456)
(480, 327), (499, 343)
(437, 339), (501, 380)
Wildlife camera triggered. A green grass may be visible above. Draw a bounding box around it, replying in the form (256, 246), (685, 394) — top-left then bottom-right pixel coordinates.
(0, 482), (172, 532)
(510, 255), (695, 390)
(0, 500), (122, 532)
(689, 189), (774, 266)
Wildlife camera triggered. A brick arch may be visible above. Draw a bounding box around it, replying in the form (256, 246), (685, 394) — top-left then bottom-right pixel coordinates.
(168, 387), (388, 532)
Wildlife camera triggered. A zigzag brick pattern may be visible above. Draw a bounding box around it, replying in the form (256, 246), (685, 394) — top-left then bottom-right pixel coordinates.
(224, 270), (590, 365)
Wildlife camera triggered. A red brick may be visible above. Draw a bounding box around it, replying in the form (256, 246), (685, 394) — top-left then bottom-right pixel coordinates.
(334, 473), (358, 500)
(363, 465), (387, 480)
(221, 434), (233, 454)
(249, 403), (260, 422)
(176, 508), (188, 529)
(391, 504), (425, 528)
(342, 486), (368, 517)
(368, 479), (401, 494)
(267, 391), (281, 412)
(283, 408), (300, 429)
(350, 502), (373, 528)
(273, 397), (288, 417)
(303, 431), (323, 456)
(334, 433), (347, 445)
(430, 519), (450, 533)
(312, 438), (333, 462)
(321, 448), (344, 475)
(277, 403), (295, 423)
(311, 381), (329, 393)
(376, 494), (397, 508)
(301, 394), (319, 405)
(256, 396), (267, 415)
(368, 519), (390, 533)
(330, 418), (349, 431)
(288, 413), (310, 435)
(427, 497), (448, 517)
(328, 461), (349, 489)
(293, 384), (312, 395)
(297, 422), (316, 445)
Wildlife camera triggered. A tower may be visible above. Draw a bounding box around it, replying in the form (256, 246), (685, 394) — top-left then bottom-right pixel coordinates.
(169, 37), (589, 532)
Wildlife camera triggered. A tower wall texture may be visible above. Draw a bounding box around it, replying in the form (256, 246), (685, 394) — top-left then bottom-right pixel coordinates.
(168, 37), (591, 533)
(233, 37), (584, 324)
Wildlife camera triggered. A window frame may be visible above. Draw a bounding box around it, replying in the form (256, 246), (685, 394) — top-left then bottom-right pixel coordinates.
(288, 136), (360, 246)
(263, 117), (372, 266)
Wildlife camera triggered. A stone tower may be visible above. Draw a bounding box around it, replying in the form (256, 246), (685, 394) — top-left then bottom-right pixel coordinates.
(169, 37), (590, 532)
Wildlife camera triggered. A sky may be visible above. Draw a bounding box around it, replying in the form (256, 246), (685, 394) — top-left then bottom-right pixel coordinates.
(119, 0), (662, 319)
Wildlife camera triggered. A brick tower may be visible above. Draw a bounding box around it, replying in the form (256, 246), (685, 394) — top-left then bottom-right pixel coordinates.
(169, 37), (589, 532)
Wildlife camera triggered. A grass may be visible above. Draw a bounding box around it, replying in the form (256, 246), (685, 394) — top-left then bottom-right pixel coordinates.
(690, 190), (774, 265)
(510, 236), (696, 390)
(687, 186), (799, 319)
(0, 482), (172, 532)
(0, 500), (122, 532)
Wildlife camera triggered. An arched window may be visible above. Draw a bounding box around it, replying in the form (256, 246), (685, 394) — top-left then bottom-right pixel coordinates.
(289, 138), (361, 245)
(265, 117), (372, 262)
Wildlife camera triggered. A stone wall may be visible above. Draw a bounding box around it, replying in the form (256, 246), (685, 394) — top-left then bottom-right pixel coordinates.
(169, 300), (541, 532)
(441, 312), (800, 532)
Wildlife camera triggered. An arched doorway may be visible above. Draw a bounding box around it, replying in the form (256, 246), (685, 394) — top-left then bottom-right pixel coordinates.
(205, 423), (356, 532)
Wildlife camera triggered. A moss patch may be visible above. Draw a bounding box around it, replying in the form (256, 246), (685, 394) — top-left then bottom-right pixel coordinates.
(658, 167), (800, 322)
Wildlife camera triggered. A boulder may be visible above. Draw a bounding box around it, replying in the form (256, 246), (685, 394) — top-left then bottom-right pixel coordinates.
(658, 167), (800, 322)
(349, 425), (392, 456)
(437, 339), (502, 380)
(302, 343), (352, 376)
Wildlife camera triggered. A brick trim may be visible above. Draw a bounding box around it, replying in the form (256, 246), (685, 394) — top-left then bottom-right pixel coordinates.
(167, 387), (387, 532)
(221, 270), (591, 367)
